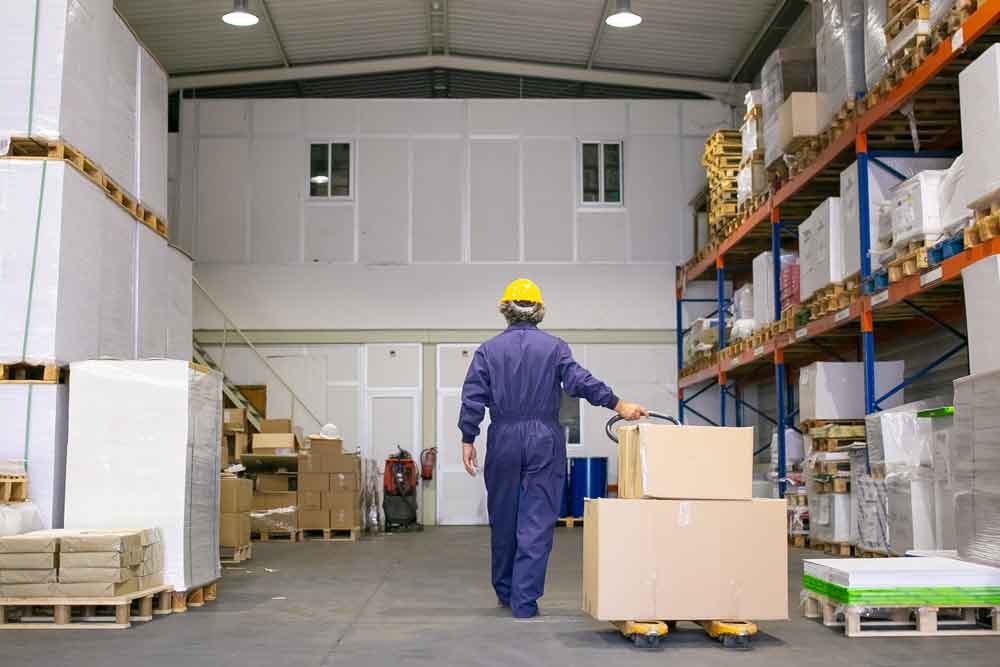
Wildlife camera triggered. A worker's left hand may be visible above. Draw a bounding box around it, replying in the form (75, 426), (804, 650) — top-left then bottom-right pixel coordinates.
(462, 443), (478, 476)
(616, 400), (649, 421)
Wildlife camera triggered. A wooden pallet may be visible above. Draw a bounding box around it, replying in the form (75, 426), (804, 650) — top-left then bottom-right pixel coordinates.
(885, 0), (931, 40)
(811, 541), (854, 557)
(808, 422), (866, 439)
(815, 478), (851, 494)
(804, 277), (860, 320)
(220, 544), (253, 565)
(803, 590), (1000, 637)
(0, 363), (66, 384)
(789, 534), (811, 548)
(0, 474), (27, 503)
(171, 581), (218, 614)
(251, 529), (301, 543)
(786, 494), (809, 508)
(965, 199), (1000, 247)
(556, 516), (583, 528)
(300, 528), (361, 542)
(887, 241), (930, 283)
(853, 547), (891, 558)
(0, 585), (173, 630)
(2, 137), (168, 240)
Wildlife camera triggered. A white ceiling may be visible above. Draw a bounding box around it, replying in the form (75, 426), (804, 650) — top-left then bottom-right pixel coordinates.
(116, 0), (781, 82)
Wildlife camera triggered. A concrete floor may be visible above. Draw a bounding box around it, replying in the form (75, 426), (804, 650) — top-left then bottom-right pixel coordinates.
(3, 526), (998, 666)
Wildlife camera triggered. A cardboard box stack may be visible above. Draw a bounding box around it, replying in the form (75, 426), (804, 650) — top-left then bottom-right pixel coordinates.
(760, 48), (817, 169)
(222, 408), (249, 468)
(249, 418), (300, 537)
(0, 528), (164, 598)
(219, 476), (252, 553)
(584, 424), (787, 622)
(702, 130), (743, 243)
(298, 436), (362, 533)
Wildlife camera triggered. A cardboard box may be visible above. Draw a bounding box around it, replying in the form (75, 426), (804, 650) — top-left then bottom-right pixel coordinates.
(800, 362), (905, 421)
(328, 492), (360, 529)
(299, 473), (330, 493)
(582, 498), (788, 622)
(618, 424), (753, 500)
(219, 513), (251, 547)
(251, 508), (297, 534)
(299, 440), (346, 472)
(224, 408), (246, 432)
(220, 477), (253, 513)
(256, 473), (294, 493)
(299, 509), (331, 530)
(308, 435), (342, 453)
(297, 491), (324, 510)
(261, 418), (292, 433)
(330, 470), (360, 493)
(252, 491), (297, 511)
(253, 433), (297, 454)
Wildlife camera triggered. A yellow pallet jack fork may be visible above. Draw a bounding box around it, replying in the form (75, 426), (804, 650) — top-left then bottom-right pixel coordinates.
(613, 619), (758, 649)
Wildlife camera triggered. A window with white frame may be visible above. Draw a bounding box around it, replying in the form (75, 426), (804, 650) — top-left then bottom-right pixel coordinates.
(580, 140), (623, 205)
(309, 142), (352, 198)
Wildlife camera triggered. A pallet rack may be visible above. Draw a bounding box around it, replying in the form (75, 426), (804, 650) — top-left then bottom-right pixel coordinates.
(675, 1), (1000, 497)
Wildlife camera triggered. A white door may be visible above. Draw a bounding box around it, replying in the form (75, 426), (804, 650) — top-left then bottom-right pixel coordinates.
(436, 345), (490, 525)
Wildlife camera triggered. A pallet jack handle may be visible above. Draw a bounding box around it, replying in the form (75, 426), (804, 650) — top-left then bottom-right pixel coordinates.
(604, 412), (679, 443)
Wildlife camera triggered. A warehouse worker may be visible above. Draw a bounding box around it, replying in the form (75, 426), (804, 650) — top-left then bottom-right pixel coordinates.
(459, 278), (648, 619)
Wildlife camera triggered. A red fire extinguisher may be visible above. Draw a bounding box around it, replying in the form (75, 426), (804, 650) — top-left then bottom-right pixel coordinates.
(420, 447), (437, 481)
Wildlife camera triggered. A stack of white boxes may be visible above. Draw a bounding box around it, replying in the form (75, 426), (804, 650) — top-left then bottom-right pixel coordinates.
(0, 1), (191, 535)
(814, 0), (866, 130)
(760, 48), (817, 168)
(738, 90), (767, 206)
(799, 198), (845, 301)
(959, 44), (1000, 214)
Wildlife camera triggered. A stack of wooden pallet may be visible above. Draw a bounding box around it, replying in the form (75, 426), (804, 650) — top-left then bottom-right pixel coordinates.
(702, 130), (743, 242)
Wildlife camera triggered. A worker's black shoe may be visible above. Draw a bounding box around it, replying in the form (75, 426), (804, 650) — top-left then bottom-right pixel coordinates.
(497, 598), (510, 608)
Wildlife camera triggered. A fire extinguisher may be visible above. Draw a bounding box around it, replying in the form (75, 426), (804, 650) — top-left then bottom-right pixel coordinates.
(420, 447), (437, 481)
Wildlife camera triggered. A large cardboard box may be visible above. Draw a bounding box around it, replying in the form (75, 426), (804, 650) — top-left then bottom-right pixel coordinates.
(299, 509), (331, 530)
(252, 492), (297, 511)
(297, 491), (323, 510)
(331, 470), (360, 493)
(220, 477), (253, 513)
(582, 498), (788, 622)
(256, 473), (294, 493)
(328, 493), (360, 530)
(800, 361), (905, 421)
(219, 513), (250, 548)
(253, 433), (297, 454)
(261, 419), (292, 433)
(300, 440), (345, 472)
(299, 473), (330, 493)
(617, 424), (753, 500)
(224, 408), (247, 433)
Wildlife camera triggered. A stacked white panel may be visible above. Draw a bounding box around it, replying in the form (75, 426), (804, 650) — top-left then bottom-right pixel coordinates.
(64, 360), (222, 591)
(103, 12), (139, 196)
(815, 0), (866, 129)
(959, 45), (1000, 212)
(799, 361), (905, 421)
(136, 226), (194, 361)
(138, 49), (169, 218)
(799, 197), (844, 302)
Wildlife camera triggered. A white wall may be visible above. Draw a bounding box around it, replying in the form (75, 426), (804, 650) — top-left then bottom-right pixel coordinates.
(176, 97), (733, 331)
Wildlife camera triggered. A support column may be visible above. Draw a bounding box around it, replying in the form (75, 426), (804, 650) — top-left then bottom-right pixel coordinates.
(676, 288), (685, 423)
(771, 205), (782, 322)
(719, 371), (727, 427)
(775, 349), (787, 498)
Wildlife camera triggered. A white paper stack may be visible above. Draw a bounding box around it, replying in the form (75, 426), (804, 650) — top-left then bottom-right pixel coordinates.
(839, 157), (954, 272)
(64, 360), (222, 592)
(138, 49), (169, 218)
(959, 44), (1000, 210)
(815, 0), (866, 130)
(804, 556), (1000, 592)
(799, 197), (845, 301)
(0, 161), (135, 366)
(962, 255), (1000, 376)
(862, 0), (887, 89)
(136, 226), (194, 361)
(799, 361), (905, 421)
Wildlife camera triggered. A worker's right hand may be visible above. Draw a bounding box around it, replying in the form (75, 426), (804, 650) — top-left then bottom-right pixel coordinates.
(615, 400), (649, 421)
(462, 443), (478, 477)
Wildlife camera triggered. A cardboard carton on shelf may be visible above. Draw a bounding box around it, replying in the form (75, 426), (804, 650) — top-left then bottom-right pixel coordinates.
(256, 473), (295, 493)
(220, 477), (253, 514)
(299, 473), (331, 493)
(617, 424), (753, 500)
(261, 419), (292, 434)
(329, 492), (361, 530)
(252, 491), (297, 511)
(219, 513), (251, 548)
(224, 408), (247, 433)
(297, 491), (323, 510)
(252, 433), (297, 455)
(582, 498), (788, 622)
(299, 509), (331, 530)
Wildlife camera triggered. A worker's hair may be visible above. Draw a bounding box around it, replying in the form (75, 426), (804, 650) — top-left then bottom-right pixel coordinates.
(499, 300), (546, 325)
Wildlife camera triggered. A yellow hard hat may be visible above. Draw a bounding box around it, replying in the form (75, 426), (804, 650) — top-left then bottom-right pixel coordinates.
(501, 278), (543, 304)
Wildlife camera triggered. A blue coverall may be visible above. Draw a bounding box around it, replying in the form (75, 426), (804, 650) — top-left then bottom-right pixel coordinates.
(459, 321), (619, 618)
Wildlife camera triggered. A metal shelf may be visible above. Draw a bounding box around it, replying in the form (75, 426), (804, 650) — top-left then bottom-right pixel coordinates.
(676, 1), (1000, 496)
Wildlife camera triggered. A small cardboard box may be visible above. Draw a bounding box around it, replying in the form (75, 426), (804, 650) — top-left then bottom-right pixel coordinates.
(220, 477), (253, 513)
(299, 473), (330, 493)
(330, 470), (360, 493)
(329, 492), (360, 529)
(327, 453), (361, 475)
(261, 418), (292, 433)
(308, 435), (342, 452)
(297, 491), (324, 510)
(224, 408), (247, 433)
(252, 491), (297, 511)
(253, 433), (297, 454)
(300, 440), (345, 472)
(618, 424), (753, 500)
(582, 498), (788, 622)
(256, 473), (294, 493)
(219, 513), (251, 548)
(299, 509), (331, 530)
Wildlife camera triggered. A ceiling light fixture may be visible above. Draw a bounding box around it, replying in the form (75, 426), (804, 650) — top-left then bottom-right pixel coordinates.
(222, 0), (259, 27)
(310, 175), (330, 185)
(606, 0), (642, 28)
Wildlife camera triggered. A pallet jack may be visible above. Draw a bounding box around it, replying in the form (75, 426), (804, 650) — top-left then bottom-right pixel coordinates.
(604, 414), (761, 650)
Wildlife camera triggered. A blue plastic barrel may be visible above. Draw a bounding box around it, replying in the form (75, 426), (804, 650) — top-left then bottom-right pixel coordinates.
(568, 457), (608, 518)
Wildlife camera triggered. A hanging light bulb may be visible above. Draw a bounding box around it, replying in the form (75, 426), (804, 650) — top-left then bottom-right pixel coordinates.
(606, 0), (642, 28)
(222, 0), (259, 27)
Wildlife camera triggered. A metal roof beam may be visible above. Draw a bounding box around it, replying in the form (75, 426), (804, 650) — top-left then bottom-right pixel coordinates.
(729, 0), (808, 83)
(170, 54), (747, 104)
(258, 0), (290, 68)
(586, 0), (610, 70)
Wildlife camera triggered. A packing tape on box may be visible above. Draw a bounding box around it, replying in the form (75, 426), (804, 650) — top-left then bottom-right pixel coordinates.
(677, 501), (690, 527)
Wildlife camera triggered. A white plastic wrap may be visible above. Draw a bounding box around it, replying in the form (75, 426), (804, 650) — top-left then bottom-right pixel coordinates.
(103, 12), (139, 196)
(850, 445), (889, 553)
(136, 227), (194, 360)
(0, 502), (44, 538)
(923, 410), (957, 550)
(864, 400), (937, 469)
(799, 197), (845, 302)
(744, 89), (764, 115)
(962, 255), (1000, 376)
(889, 170), (948, 249)
(885, 468), (937, 554)
(760, 47), (817, 129)
(959, 45), (1000, 211)
(752, 250), (799, 329)
(815, 0), (866, 130)
(951, 370), (1000, 566)
(764, 93), (823, 168)
(737, 161), (766, 206)
(0, 384), (68, 529)
(740, 115), (762, 163)
(63, 360), (222, 591)
(812, 492), (853, 543)
(731, 285), (754, 322)
(0, 0), (112, 168)
(938, 154), (974, 232)
(0, 161), (135, 365)
(138, 48), (169, 218)
(800, 361), (905, 421)
(863, 0), (888, 89)
(839, 157), (954, 274)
